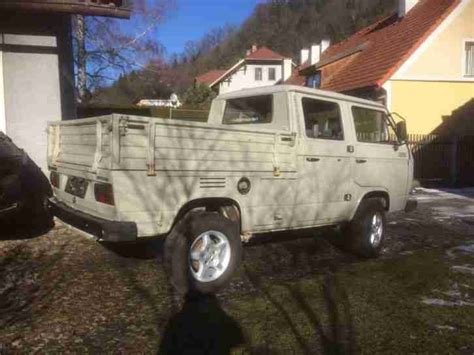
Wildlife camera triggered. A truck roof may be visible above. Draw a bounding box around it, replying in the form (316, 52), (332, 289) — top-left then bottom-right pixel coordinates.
(216, 85), (386, 110)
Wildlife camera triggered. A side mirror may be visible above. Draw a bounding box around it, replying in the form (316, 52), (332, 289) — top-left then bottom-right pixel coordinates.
(396, 121), (407, 142)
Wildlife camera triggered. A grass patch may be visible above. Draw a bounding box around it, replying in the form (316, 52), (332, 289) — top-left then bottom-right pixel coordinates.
(226, 250), (474, 353)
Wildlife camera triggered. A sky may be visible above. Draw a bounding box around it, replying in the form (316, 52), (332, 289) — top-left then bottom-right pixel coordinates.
(156, 0), (261, 56)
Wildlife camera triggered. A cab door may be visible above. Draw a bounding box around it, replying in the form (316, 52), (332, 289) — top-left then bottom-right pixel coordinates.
(349, 105), (409, 211)
(293, 95), (354, 227)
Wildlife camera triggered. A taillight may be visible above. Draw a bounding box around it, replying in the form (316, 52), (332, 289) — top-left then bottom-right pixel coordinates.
(50, 172), (60, 188)
(94, 183), (115, 206)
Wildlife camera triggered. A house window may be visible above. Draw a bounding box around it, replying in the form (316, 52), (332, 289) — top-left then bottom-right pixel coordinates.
(268, 68), (276, 81)
(302, 98), (344, 140)
(465, 41), (474, 76)
(255, 67), (263, 81)
(306, 72), (321, 88)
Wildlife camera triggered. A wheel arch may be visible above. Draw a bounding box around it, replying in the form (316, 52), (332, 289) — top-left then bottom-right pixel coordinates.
(172, 197), (242, 232)
(351, 190), (390, 220)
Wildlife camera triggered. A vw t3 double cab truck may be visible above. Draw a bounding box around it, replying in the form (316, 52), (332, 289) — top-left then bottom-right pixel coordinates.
(48, 85), (416, 294)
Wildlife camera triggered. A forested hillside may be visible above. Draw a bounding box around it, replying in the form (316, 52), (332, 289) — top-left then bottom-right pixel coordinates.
(93, 0), (397, 104)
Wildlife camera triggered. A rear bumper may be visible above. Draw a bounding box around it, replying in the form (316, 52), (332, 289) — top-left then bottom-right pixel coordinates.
(49, 198), (137, 242)
(404, 198), (418, 213)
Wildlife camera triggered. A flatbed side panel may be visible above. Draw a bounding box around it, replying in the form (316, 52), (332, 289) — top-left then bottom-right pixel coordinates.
(118, 117), (296, 174)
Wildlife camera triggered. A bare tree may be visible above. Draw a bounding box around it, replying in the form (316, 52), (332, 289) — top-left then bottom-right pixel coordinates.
(73, 0), (173, 103)
(75, 15), (87, 103)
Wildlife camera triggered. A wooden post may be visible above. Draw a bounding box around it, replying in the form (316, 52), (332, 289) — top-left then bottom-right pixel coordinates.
(450, 136), (458, 186)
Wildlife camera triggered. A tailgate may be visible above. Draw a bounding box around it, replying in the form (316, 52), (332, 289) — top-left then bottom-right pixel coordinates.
(47, 115), (114, 172)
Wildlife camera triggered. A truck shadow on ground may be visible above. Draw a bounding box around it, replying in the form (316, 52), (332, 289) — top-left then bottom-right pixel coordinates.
(158, 291), (245, 355)
(241, 227), (360, 284)
(99, 239), (165, 260)
(100, 226), (353, 263)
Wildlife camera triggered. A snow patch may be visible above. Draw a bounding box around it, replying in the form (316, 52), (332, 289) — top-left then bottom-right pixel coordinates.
(451, 265), (474, 275)
(435, 325), (456, 331)
(413, 187), (474, 201)
(455, 244), (474, 254)
(432, 206), (474, 219)
(446, 242), (474, 258)
(421, 298), (474, 307)
(441, 289), (462, 298)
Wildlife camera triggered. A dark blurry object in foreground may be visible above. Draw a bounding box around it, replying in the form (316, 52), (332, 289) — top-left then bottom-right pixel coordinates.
(158, 291), (244, 355)
(0, 132), (53, 238)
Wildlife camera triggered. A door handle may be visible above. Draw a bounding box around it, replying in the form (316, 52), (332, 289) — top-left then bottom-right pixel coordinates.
(280, 133), (297, 147)
(356, 159), (367, 164)
(306, 157), (320, 162)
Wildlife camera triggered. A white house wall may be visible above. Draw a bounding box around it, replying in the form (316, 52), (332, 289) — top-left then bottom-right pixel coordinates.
(219, 64), (283, 94)
(2, 33), (62, 170)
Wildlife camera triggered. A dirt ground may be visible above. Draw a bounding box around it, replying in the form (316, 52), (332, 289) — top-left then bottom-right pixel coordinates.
(1, 189), (474, 354)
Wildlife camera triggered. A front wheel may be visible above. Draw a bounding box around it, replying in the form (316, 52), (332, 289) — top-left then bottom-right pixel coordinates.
(344, 198), (387, 258)
(164, 211), (242, 295)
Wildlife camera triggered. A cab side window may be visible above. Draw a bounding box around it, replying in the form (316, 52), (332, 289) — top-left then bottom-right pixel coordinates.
(352, 106), (398, 144)
(302, 98), (344, 140)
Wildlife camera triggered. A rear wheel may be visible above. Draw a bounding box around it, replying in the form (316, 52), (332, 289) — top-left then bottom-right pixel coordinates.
(344, 198), (386, 258)
(164, 211), (242, 294)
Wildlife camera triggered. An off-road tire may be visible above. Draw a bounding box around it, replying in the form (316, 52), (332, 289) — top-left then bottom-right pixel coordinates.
(164, 211), (242, 295)
(344, 198), (387, 258)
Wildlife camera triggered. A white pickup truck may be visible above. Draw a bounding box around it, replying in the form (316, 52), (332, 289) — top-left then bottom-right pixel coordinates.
(48, 85), (416, 294)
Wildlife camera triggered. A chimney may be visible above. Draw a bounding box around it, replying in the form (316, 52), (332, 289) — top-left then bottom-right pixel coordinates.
(398, 0), (418, 17)
(252, 44), (258, 53)
(321, 38), (331, 53)
(282, 58), (293, 82)
(246, 49), (251, 56)
(300, 48), (309, 65)
(310, 44), (320, 65)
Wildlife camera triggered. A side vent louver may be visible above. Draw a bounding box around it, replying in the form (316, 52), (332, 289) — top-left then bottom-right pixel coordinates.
(199, 177), (226, 189)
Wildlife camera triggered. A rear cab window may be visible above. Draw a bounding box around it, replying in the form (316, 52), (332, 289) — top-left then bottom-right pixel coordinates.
(352, 106), (398, 144)
(302, 97), (344, 141)
(223, 95), (273, 125)
(219, 93), (290, 131)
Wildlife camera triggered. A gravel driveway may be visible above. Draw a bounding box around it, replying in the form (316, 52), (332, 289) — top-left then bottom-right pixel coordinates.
(1, 189), (473, 354)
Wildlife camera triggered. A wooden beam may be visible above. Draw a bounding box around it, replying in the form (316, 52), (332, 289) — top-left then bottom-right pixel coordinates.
(0, 1), (131, 19)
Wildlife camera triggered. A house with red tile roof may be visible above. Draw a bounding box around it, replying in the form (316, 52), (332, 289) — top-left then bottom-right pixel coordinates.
(196, 45), (295, 94)
(195, 70), (228, 87)
(287, 0), (474, 134)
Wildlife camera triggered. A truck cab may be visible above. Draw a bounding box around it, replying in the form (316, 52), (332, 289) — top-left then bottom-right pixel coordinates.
(206, 86), (414, 229)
